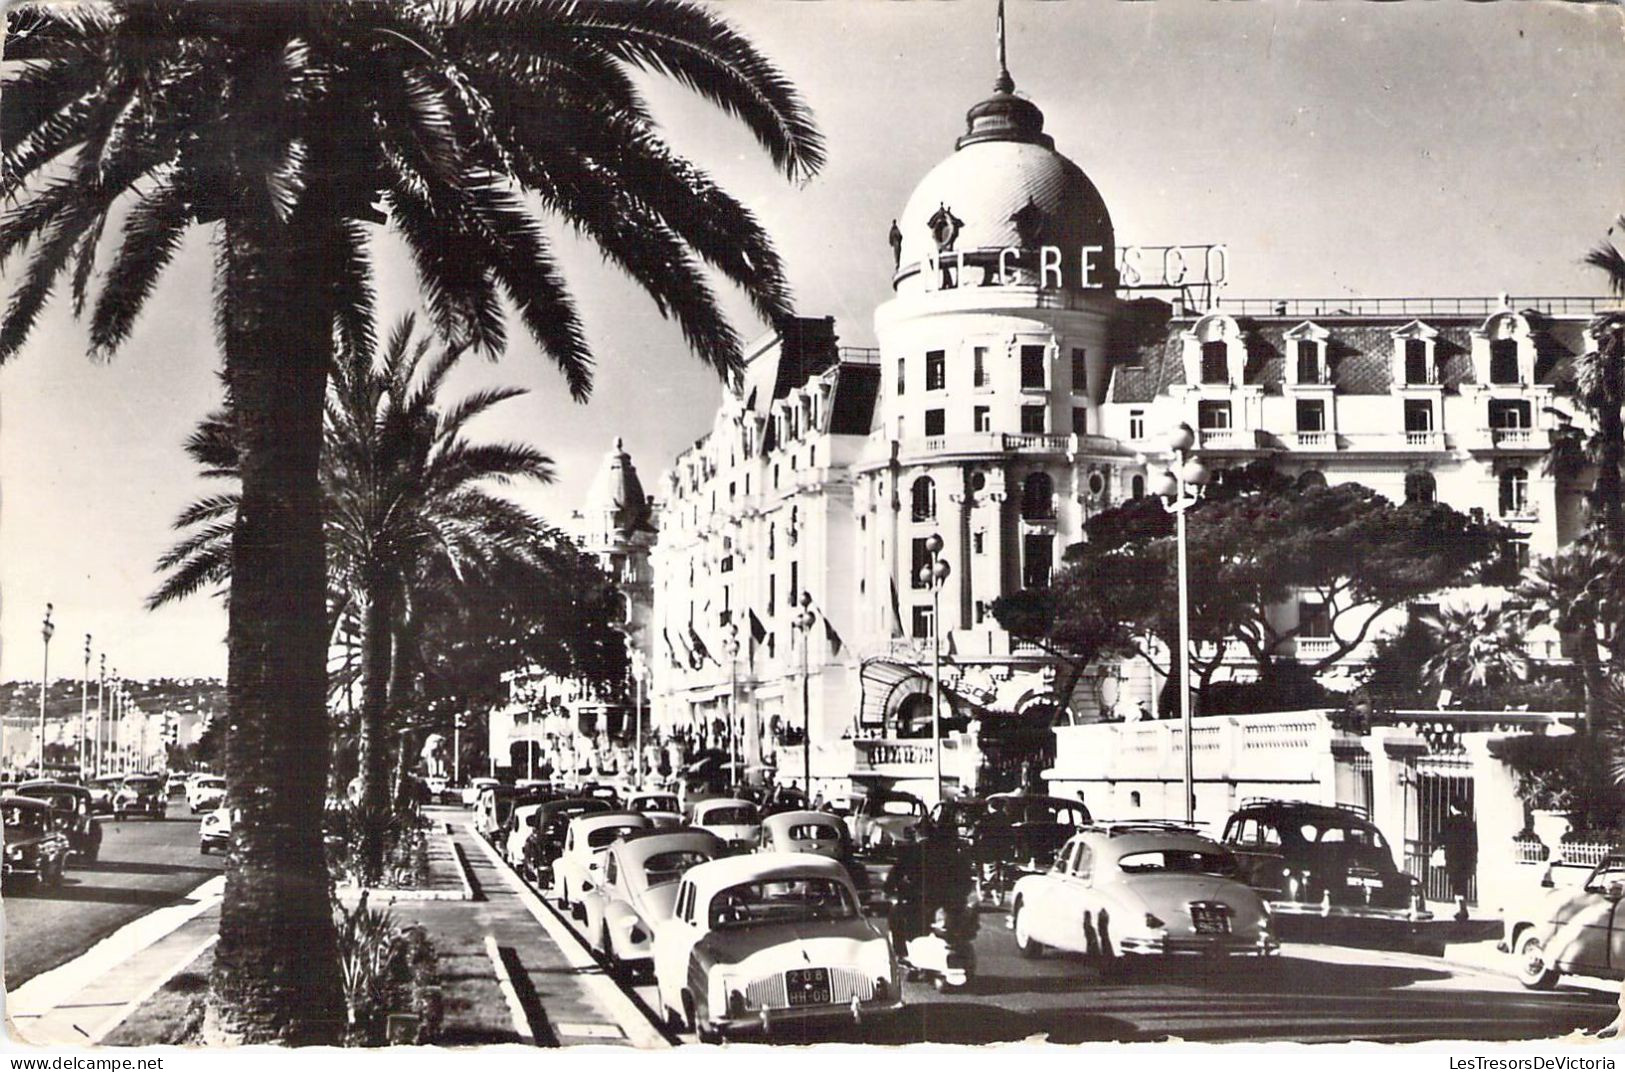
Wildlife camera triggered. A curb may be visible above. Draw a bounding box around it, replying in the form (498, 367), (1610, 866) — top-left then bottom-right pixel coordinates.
(449, 836), (477, 901)
(6, 874), (226, 1028)
(464, 824), (670, 1049)
(90, 933), (220, 1045)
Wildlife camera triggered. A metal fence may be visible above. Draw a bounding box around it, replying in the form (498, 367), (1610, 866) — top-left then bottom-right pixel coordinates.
(1402, 768), (1478, 905)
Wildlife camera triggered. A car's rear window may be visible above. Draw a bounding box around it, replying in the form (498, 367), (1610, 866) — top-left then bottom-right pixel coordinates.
(1300, 822), (1386, 849)
(588, 824), (643, 848)
(702, 806), (758, 826)
(708, 878), (857, 929)
(197, 778), (225, 788)
(787, 823), (839, 841)
(872, 799), (921, 817)
(1117, 850), (1238, 876)
(643, 850), (712, 886)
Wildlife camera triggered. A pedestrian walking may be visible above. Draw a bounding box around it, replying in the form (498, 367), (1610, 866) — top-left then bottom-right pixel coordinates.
(1437, 797), (1477, 922)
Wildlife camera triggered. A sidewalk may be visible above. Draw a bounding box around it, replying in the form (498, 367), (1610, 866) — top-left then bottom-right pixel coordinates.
(6, 814), (663, 1048)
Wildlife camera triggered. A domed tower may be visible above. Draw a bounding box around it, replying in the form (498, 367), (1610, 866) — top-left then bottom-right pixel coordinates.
(578, 437), (657, 642)
(857, 11), (1125, 726)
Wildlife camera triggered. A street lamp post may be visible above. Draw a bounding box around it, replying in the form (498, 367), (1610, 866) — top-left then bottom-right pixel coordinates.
(96, 654), (106, 777)
(917, 534), (952, 806)
(722, 625), (740, 792)
(39, 604), (55, 773)
(80, 635), (91, 776)
(630, 653), (646, 789)
(1153, 422), (1210, 825)
(792, 594), (817, 795)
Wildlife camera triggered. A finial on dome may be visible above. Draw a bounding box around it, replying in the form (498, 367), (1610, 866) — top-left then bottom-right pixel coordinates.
(995, 0), (1014, 93)
(614, 435), (624, 451)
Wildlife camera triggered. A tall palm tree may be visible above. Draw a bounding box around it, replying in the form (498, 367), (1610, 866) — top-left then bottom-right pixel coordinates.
(3, 0), (821, 1043)
(1581, 217), (1625, 549)
(1420, 605), (1531, 698)
(1518, 542), (1625, 734)
(158, 316), (584, 882)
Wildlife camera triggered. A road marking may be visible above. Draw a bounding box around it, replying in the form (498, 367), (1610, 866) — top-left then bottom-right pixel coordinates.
(90, 933), (219, 1044)
(5, 874), (226, 1027)
(466, 824), (670, 1049)
(483, 934), (536, 1045)
(555, 1022), (625, 1038)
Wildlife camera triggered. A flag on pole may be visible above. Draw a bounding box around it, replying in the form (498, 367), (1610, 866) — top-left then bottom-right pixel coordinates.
(888, 577), (905, 639)
(688, 624), (717, 667)
(662, 628), (683, 669)
(748, 609), (767, 644)
(824, 616), (845, 657)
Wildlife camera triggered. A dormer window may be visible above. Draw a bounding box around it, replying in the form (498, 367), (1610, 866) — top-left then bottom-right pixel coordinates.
(1490, 339), (1519, 385)
(1284, 321), (1332, 386)
(1183, 313), (1246, 388)
(1200, 341), (1228, 384)
(1392, 321), (1440, 386)
(1476, 311), (1535, 387)
(1295, 341), (1322, 384)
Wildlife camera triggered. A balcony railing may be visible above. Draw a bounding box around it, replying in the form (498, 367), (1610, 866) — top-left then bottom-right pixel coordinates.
(1198, 428), (1269, 449)
(1214, 295), (1618, 319)
(1295, 637), (1337, 659)
(836, 346), (881, 365)
(1291, 431), (1335, 449)
(1403, 430), (1444, 449)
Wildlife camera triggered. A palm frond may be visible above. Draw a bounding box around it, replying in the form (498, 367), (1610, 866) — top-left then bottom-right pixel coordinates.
(88, 171), (192, 356)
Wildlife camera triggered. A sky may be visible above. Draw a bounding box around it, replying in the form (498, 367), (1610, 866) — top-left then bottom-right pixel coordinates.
(2, 1), (1622, 682)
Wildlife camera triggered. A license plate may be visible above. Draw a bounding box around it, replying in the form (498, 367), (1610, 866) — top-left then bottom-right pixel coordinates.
(1190, 907), (1230, 934)
(1346, 876), (1381, 888)
(785, 968), (831, 1007)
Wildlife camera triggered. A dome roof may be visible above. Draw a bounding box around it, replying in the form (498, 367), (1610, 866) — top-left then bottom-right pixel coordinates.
(894, 83), (1114, 293)
(584, 437), (651, 536)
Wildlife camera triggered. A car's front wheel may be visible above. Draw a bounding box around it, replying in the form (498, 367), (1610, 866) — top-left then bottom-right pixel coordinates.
(1013, 900), (1044, 959)
(1516, 933), (1561, 991)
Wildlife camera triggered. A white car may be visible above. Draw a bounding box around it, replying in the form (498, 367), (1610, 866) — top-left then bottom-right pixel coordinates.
(689, 798), (762, 854)
(653, 853), (900, 1041)
(578, 829), (726, 975)
(199, 806), (232, 854)
(187, 775), (226, 813)
(552, 811), (652, 914)
(463, 777), (500, 808)
(627, 792), (684, 826)
(506, 803), (548, 870)
(1010, 823), (1278, 971)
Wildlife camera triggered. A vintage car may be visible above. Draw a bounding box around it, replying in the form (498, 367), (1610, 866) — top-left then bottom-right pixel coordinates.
(114, 774), (168, 819)
(199, 806), (233, 854)
(578, 828), (726, 974)
(16, 782), (102, 862)
(845, 791), (928, 856)
(522, 797), (614, 887)
(933, 793), (1092, 905)
(472, 783), (519, 837)
(187, 775), (226, 813)
(1220, 799), (1428, 921)
(1011, 822), (1277, 969)
(2, 797), (71, 889)
(1504, 854), (1625, 989)
(89, 775), (124, 815)
(553, 811), (652, 913)
(463, 777), (501, 808)
(758, 810), (853, 860)
(505, 803), (548, 868)
(690, 798), (763, 854)
(652, 853), (901, 1041)
(627, 792), (683, 825)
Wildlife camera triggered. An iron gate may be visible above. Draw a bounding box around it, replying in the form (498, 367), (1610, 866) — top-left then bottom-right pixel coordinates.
(1403, 764), (1477, 905)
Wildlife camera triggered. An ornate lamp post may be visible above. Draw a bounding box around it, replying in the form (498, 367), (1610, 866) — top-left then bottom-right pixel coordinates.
(80, 634), (91, 776)
(38, 603), (55, 773)
(96, 654), (106, 776)
(792, 593), (817, 794)
(917, 534), (952, 805)
(721, 624), (740, 792)
(1153, 421), (1210, 824)
(630, 650), (647, 788)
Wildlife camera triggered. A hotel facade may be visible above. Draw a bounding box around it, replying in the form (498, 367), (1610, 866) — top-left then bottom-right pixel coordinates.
(626, 61), (1609, 805)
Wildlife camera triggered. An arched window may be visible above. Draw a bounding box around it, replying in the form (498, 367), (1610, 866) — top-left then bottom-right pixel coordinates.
(911, 476), (936, 522)
(1021, 472), (1055, 520)
(1404, 470), (1437, 504)
(1499, 467), (1529, 516)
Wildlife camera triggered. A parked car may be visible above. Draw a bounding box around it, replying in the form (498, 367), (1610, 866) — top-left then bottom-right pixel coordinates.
(1220, 799), (1428, 921)
(15, 782), (101, 862)
(627, 792), (683, 825)
(187, 775), (227, 813)
(473, 784), (517, 837)
(652, 853), (901, 1041)
(88, 775), (123, 815)
(553, 811), (653, 914)
(579, 829), (726, 975)
(463, 777), (501, 808)
(1, 797), (71, 889)
(523, 798), (614, 888)
(1011, 822), (1278, 970)
(690, 798), (763, 854)
(1504, 854), (1625, 990)
(114, 775), (168, 820)
(199, 806), (232, 854)
(846, 791), (928, 856)
(759, 809), (875, 903)
(934, 792), (1092, 905)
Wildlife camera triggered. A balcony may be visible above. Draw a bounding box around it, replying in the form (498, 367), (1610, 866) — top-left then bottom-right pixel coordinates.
(1290, 430), (1336, 450)
(1295, 637), (1337, 660)
(1197, 428), (1270, 451)
(1402, 430), (1444, 450)
(1500, 502), (1540, 522)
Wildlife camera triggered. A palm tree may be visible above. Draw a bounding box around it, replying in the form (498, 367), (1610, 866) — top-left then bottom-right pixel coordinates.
(3, 0), (821, 1042)
(1581, 217), (1625, 548)
(1420, 605), (1531, 699)
(157, 316), (568, 875)
(1518, 542), (1625, 734)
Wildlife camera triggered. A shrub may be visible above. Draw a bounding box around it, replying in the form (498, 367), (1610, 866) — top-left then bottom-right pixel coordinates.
(326, 803), (431, 889)
(334, 892), (443, 1046)
(1490, 733), (1625, 832)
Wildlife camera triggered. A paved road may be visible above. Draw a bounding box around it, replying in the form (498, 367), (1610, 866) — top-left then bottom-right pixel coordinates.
(3, 804), (221, 989)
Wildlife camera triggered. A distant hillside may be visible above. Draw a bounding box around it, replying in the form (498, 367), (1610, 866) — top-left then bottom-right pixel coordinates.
(0, 677), (225, 726)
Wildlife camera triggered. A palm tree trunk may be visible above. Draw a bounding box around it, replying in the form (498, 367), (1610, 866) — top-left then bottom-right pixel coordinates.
(1594, 321), (1625, 550)
(1579, 623), (1606, 736)
(357, 582), (395, 816)
(206, 212), (344, 1044)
